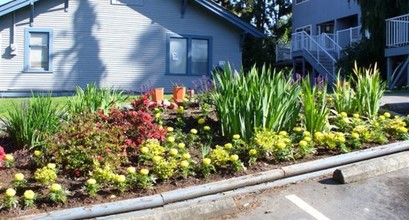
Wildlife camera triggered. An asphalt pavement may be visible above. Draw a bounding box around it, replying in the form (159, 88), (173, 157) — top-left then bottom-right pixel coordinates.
(228, 167), (409, 220)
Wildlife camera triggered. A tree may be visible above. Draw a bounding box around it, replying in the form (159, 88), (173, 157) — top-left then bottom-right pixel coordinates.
(212, 0), (292, 71)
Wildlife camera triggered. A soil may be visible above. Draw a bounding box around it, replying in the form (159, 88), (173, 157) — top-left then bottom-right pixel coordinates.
(0, 103), (394, 218)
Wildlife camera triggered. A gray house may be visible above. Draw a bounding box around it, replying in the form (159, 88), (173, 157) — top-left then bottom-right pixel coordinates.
(277, 0), (409, 88)
(0, 0), (263, 96)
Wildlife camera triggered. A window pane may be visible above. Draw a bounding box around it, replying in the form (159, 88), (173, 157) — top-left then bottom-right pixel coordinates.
(191, 39), (208, 75)
(169, 38), (187, 74)
(30, 33), (48, 46)
(30, 46), (49, 70)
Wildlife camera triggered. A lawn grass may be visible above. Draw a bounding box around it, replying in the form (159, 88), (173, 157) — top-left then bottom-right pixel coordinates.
(0, 94), (174, 118)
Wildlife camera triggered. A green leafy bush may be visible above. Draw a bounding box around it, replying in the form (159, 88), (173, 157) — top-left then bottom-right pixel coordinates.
(2, 93), (62, 149)
(212, 65), (301, 141)
(43, 111), (127, 176)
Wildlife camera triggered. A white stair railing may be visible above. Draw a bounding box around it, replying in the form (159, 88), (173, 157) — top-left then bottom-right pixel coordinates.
(336, 26), (362, 48)
(386, 13), (409, 48)
(292, 31), (337, 79)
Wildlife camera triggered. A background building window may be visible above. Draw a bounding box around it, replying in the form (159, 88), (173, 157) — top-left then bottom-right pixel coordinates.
(168, 34), (212, 75)
(24, 28), (53, 72)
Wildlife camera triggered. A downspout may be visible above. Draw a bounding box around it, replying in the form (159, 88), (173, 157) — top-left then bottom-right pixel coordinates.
(240, 33), (247, 51)
(29, 0), (34, 26)
(64, 0), (69, 12)
(181, 0), (187, 18)
(9, 12), (17, 56)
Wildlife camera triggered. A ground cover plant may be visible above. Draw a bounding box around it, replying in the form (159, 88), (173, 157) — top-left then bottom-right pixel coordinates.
(0, 64), (408, 217)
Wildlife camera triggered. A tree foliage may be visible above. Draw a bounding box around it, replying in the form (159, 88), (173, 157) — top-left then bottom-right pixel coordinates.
(212, 0), (292, 71)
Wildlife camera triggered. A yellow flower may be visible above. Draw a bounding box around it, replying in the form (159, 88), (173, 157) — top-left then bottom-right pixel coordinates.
(299, 140), (308, 147)
(203, 158), (211, 165)
(233, 134), (241, 140)
(283, 138), (291, 143)
(337, 136), (346, 143)
(169, 148), (178, 156)
(34, 150), (41, 156)
(303, 131), (311, 137)
(340, 112), (348, 117)
(180, 160), (189, 168)
(249, 149), (257, 156)
(276, 142), (286, 150)
(24, 190), (35, 200)
(182, 153), (191, 159)
(47, 163), (56, 169)
(155, 113), (161, 118)
(87, 178), (97, 185)
(204, 126), (211, 131)
(314, 132), (323, 139)
(177, 143), (186, 149)
(224, 143), (233, 149)
(303, 137), (312, 142)
(230, 154), (239, 161)
(126, 167), (136, 174)
(293, 127), (302, 132)
(167, 127), (174, 132)
(5, 154), (14, 161)
(198, 118), (206, 124)
(190, 129), (198, 134)
(183, 98), (189, 102)
(167, 136), (175, 143)
(140, 147), (149, 154)
(351, 133), (360, 139)
(279, 131), (288, 136)
(152, 156), (162, 163)
(5, 188), (16, 197)
(140, 169), (149, 175)
(50, 183), (62, 192)
(116, 175), (126, 183)
(353, 113), (360, 118)
(14, 173), (25, 181)
(342, 118), (349, 123)
(384, 112), (391, 118)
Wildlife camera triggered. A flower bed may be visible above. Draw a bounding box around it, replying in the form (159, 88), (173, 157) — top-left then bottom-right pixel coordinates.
(0, 65), (408, 218)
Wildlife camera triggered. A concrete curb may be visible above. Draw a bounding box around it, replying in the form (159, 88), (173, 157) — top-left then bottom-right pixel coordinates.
(333, 151), (409, 183)
(17, 141), (409, 220)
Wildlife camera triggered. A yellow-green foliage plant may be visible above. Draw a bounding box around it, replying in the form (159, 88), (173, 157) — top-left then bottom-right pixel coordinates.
(212, 65), (301, 141)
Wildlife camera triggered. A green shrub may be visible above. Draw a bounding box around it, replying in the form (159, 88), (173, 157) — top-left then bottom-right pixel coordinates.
(301, 78), (329, 134)
(43, 111), (127, 175)
(352, 63), (386, 119)
(1, 93), (62, 149)
(66, 83), (128, 115)
(212, 65), (301, 141)
(332, 73), (356, 114)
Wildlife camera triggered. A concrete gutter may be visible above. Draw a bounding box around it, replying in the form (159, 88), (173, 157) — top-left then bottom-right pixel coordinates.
(17, 141), (409, 220)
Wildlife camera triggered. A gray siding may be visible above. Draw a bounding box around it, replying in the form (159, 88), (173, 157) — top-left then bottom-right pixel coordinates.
(0, 0), (243, 93)
(293, 0), (361, 35)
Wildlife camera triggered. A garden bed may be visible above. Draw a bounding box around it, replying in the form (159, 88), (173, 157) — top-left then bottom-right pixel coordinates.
(0, 66), (408, 218)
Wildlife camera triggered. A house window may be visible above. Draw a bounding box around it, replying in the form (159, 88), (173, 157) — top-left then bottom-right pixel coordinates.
(167, 34), (212, 75)
(24, 28), (53, 72)
(295, 25), (312, 35)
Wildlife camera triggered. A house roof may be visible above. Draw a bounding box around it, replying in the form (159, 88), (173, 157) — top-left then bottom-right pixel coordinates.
(0, 0), (40, 17)
(191, 0), (265, 38)
(0, 0), (264, 38)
